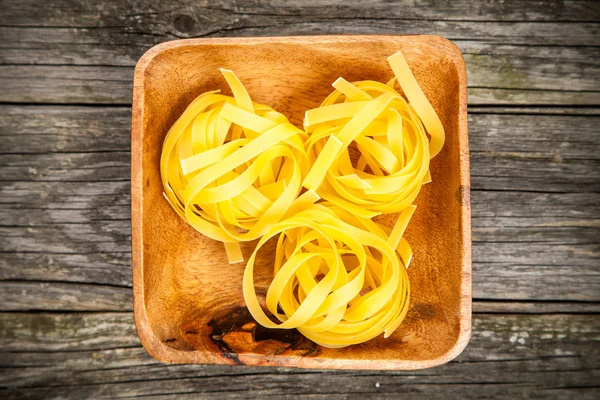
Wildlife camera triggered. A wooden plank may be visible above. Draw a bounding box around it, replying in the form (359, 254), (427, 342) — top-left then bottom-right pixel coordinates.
(0, 312), (139, 352)
(468, 88), (600, 106)
(473, 244), (599, 301)
(7, 183), (598, 231)
(3, 112), (598, 191)
(2, 139), (591, 192)
(0, 252), (132, 287)
(0, 241), (597, 309)
(1, 1), (599, 107)
(0, 281), (132, 311)
(0, 180), (130, 225)
(473, 193), (599, 245)
(2, 385), (596, 400)
(0, 152), (130, 182)
(0, 106), (132, 153)
(0, 21), (598, 71)
(2, 42), (599, 106)
(462, 43), (599, 92)
(2, 0), (598, 26)
(469, 113), (600, 158)
(468, 107), (600, 116)
(472, 301), (600, 314)
(469, 112), (600, 192)
(1, 107), (598, 304)
(0, 222), (130, 253)
(0, 65), (133, 105)
(0, 191), (598, 306)
(0, 312), (598, 398)
(4, 105), (599, 154)
(2, 181), (598, 301)
(469, 156), (599, 192)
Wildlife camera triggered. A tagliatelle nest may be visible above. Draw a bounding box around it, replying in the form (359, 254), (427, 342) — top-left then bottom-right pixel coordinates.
(243, 203), (415, 348)
(160, 69), (311, 262)
(301, 52), (445, 217)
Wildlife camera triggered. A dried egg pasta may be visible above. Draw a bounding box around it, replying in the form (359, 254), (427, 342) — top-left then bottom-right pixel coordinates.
(160, 69), (311, 263)
(243, 203), (415, 348)
(160, 50), (446, 347)
(302, 51), (445, 216)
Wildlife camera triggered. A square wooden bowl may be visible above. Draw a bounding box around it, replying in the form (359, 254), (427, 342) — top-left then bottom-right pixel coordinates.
(131, 35), (471, 370)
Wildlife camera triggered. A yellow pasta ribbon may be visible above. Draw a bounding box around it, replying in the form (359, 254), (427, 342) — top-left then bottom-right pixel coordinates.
(243, 203), (415, 348)
(302, 50), (445, 216)
(160, 69), (312, 263)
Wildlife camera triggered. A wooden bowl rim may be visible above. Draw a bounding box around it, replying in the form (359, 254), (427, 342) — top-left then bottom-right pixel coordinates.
(131, 34), (471, 369)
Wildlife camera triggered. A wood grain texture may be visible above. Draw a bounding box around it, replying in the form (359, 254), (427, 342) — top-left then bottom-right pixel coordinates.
(1, 107), (597, 305)
(0, 312), (598, 399)
(1, 1), (599, 106)
(0, 0), (599, 396)
(0, 281), (132, 311)
(3, 0), (599, 25)
(2, 45), (598, 106)
(0, 106), (132, 153)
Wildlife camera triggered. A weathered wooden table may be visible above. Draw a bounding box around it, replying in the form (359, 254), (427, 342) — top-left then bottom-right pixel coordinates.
(1, 1), (599, 398)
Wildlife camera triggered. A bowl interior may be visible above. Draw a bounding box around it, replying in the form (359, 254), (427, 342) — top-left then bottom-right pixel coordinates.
(135, 36), (469, 368)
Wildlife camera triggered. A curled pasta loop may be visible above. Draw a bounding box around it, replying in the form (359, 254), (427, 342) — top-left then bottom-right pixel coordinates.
(243, 203), (415, 348)
(160, 69), (312, 263)
(302, 51), (445, 217)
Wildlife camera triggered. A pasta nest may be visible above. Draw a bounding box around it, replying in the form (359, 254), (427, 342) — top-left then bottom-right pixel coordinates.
(161, 69), (310, 262)
(302, 52), (444, 217)
(243, 203), (415, 348)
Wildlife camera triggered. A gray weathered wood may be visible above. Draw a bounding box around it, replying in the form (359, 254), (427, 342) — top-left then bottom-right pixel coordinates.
(0, 222), (130, 254)
(0, 21), (598, 70)
(2, 110), (598, 191)
(0, 65), (133, 105)
(0, 281), (132, 311)
(0, 252), (132, 287)
(6, 105), (598, 154)
(1, 21), (598, 72)
(2, 149), (598, 192)
(1, 106), (598, 306)
(0, 312), (139, 352)
(0, 240), (597, 310)
(2, 43), (599, 106)
(3, 0), (599, 25)
(1, 1), (599, 106)
(2, 184), (598, 303)
(472, 301), (600, 314)
(0, 180), (130, 225)
(468, 88), (600, 106)
(0, 106), (132, 153)
(0, 312), (598, 399)
(0, 152), (130, 182)
(468, 107), (600, 116)
(473, 243), (599, 301)
(0, 0), (599, 397)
